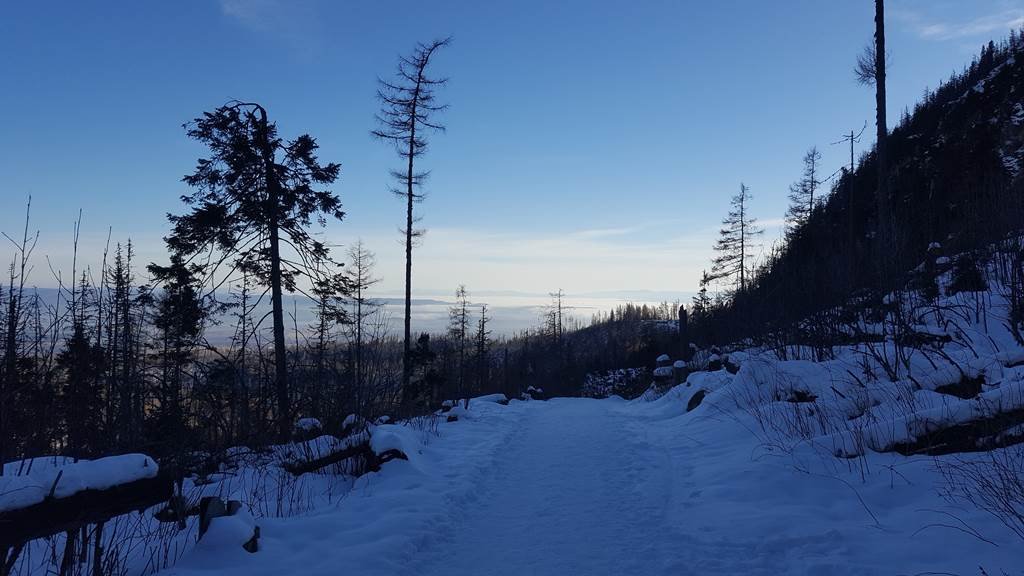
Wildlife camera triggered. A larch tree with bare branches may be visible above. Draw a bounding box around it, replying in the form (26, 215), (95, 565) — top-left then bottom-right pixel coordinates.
(373, 37), (451, 399)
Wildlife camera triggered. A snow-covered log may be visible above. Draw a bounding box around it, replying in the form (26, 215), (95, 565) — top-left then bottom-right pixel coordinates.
(0, 472), (173, 548)
(280, 429), (408, 476)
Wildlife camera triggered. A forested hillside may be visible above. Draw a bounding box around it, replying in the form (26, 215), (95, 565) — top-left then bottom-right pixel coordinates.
(693, 31), (1024, 347)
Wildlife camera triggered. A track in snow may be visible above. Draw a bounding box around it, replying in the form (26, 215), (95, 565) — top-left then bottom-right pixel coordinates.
(409, 399), (675, 576)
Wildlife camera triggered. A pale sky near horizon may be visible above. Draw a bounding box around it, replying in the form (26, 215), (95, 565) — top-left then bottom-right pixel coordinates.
(2, 0), (1023, 297)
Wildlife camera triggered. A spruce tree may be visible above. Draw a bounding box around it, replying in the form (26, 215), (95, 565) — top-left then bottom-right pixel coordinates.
(447, 285), (471, 404)
(711, 183), (762, 292)
(785, 147), (822, 235)
(59, 273), (105, 457)
(474, 304), (492, 394)
(167, 101), (342, 439)
(308, 260), (348, 418)
(344, 240), (380, 415)
(147, 256), (207, 453)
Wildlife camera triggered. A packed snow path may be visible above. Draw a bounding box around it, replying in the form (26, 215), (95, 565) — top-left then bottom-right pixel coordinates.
(170, 395), (1023, 575)
(411, 400), (673, 575)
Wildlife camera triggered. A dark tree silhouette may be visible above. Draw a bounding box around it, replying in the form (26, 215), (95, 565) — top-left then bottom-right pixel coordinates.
(373, 38), (450, 398)
(0, 198), (36, 471)
(545, 289), (567, 346)
(167, 101), (342, 439)
(147, 255), (207, 455)
(474, 303), (492, 394)
(448, 284), (471, 404)
(344, 240), (380, 414)
(711, 183), (762, 292)
(307, 259), (349, 418)
(59, 273), (105, 458)
(857, 0), (890, 257)
(785, 147), (822, 234)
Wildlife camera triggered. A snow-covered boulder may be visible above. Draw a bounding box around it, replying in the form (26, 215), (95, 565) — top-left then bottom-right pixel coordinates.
(446, 404), (469, 422)
(341, 414), (368, 437)
(470, 393), (509, 406)
(653, 366), (674, 378)
(197, 498), (259, 553)
(293, 417), (323, 441)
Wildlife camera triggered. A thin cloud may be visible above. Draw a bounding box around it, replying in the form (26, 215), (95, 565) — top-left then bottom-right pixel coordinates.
(220, 0), (281, 31)
(407, 226), (714, 294)
(893, 7), (1024, 41)
(218, 0), (324, 56)
(569, 227), (637, 240)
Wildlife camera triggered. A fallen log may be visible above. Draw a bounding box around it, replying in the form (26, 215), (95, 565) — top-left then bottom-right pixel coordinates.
(2, 431), (410, 551)
(0, 473), (174, 549)
(368, 449), (408, 472)
(281, 442), (375, 476)
(281, 430), (408, 476)
(890, 407), (1024, 456)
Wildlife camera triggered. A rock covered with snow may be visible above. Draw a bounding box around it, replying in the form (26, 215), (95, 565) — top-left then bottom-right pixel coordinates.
(341, 413), (368, 436)
(446, 404), (470, 421)
(524, 386), (545, 400)
(295, 417), (322, 432)
(468, 389), (507, 403)
(195, 502), (259, 554)
(652, 366), (674, 378)
(369, 423), (418, 457)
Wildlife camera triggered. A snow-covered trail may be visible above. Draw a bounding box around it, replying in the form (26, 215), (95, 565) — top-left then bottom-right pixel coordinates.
(410, 399), (674, 576)
(169, 394), (1024, 575)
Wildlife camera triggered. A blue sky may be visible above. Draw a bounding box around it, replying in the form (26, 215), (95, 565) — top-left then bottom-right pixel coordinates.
(2, 0), (1023, 297)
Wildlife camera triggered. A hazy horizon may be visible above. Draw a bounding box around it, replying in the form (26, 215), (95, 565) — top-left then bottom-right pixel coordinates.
(17, 286), (690, 340)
